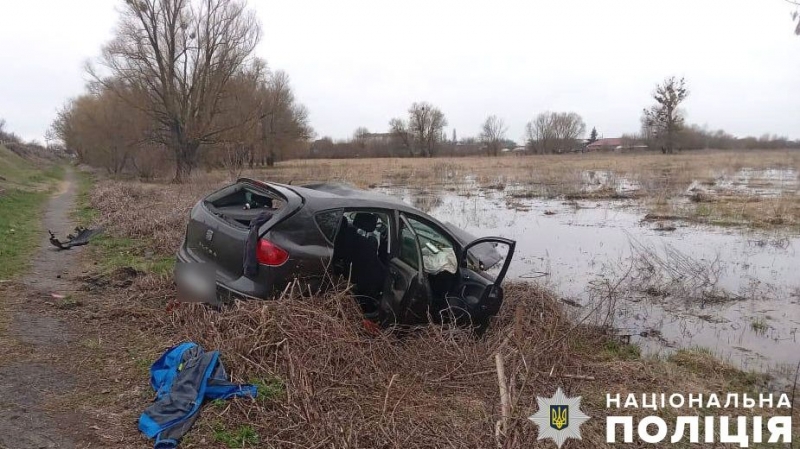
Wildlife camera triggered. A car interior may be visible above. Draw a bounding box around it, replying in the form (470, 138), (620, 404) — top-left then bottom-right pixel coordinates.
(404, 216), (460, 302)
(331, 210), (467, 322)
(332, 211), (390, 316)
(205, 185), (284, 228)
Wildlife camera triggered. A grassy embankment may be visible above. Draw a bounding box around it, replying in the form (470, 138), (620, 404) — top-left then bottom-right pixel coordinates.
(0, 144), (64, 279)
(0, 144), (63, 339)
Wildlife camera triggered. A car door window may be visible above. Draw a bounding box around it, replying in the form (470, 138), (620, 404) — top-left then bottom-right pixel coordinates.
(405, 216), (458, 275)
(398, 220), (420, 270)
(315, 209), (343, 243)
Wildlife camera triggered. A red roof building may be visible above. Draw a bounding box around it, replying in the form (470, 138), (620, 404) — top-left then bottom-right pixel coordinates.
(586, 138), (623, 152)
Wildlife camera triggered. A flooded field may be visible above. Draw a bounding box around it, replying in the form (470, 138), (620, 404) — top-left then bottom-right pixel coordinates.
(377, 167), (800, 381)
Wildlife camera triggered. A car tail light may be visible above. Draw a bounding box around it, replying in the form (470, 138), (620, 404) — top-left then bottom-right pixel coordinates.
(256, 238), (289, 266)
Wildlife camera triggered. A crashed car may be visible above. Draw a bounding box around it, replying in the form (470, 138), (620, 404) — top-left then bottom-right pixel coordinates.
(177, 178), (515, 327)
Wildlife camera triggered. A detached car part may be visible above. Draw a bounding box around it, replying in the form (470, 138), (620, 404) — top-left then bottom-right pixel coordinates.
(49, 226), (103, 250)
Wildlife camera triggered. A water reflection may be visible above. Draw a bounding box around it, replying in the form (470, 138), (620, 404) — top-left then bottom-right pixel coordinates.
(379, 185), (800, 377)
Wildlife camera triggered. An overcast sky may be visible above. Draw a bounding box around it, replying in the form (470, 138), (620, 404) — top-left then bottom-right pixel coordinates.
(1, 0), (799, 144)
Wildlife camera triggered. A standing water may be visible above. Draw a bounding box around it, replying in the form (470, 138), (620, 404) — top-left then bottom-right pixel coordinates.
(380, 184), (800, 379)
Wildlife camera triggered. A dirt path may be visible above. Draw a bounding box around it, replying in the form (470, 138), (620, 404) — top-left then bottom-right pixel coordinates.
(0, 167), (98, 449)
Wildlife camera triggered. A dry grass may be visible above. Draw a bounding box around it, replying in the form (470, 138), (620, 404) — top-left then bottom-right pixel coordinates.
(93, 150), (800, 241)
(48, 266), (797, 448)
(65, 172), (799, 448)
(649, 194), (800, 229)
(264, 149), (799, 192)
(258, 150), (800, 228)
(38, 262), (796, 448)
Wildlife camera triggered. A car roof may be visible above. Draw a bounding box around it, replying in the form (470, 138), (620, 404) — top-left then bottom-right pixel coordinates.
(242, 178), (471, 241)
(244, 178), (412, 212)
(296, 182), (409, 208)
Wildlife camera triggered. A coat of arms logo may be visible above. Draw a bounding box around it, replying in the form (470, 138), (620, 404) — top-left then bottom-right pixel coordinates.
(529, 388), (590, 448)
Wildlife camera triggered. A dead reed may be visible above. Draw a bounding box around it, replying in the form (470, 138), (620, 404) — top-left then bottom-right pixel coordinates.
(74, 164), (799, 447)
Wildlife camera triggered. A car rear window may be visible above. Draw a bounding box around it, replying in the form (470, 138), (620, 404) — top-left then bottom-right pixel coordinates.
(204, 183), (285, 228)
(315, 209), (343, 242)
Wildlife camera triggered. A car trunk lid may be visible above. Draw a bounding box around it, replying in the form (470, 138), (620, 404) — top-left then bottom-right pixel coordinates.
(186, 180), (303, 281)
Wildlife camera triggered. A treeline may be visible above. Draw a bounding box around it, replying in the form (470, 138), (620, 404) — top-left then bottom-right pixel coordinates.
(310, 107), (586, 159)
(0, 119), (61, 161)
(310, 77), (799, 159)
(50, 0), (311, 181)
(47, 1), (799, 174)
(670, 125), (798, 151)
(52, 65), (310, 178)
(623, 124), (800, 152)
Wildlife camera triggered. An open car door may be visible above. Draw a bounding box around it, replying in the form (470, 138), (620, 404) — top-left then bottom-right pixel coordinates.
(448, 237), (516, 326)
(378, 215), (425, 326)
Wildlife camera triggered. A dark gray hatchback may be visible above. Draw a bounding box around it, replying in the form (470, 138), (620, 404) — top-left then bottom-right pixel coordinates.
(177, 178), (516, 327)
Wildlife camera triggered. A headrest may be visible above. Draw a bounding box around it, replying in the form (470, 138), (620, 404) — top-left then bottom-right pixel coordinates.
(353, 213), (378, 233)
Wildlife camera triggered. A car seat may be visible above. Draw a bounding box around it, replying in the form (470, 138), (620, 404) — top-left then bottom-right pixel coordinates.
(350, 213), (386, 305)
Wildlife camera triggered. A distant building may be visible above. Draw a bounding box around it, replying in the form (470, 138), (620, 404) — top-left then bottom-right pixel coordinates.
(586, 138), (623, 152)
(508, 146), (527, 156)
(586, 138), (648, 152)
(361, 132), (393, 144)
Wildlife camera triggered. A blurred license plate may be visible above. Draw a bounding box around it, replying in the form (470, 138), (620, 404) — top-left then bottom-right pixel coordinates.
(175, 262), (216, 304)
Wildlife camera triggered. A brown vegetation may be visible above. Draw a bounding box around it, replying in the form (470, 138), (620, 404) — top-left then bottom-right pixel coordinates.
(35, 172), (794, 447)
(51, 0), (311, 181)
(279, 150), (800, 229)
(84, 148), (800, 234)
(524, 111), (586, 154)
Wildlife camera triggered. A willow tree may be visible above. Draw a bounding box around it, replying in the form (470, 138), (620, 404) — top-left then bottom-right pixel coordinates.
(91, 0), (262, 182)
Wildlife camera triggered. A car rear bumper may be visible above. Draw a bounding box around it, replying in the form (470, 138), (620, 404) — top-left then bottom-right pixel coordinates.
(176, 242), (274, 301)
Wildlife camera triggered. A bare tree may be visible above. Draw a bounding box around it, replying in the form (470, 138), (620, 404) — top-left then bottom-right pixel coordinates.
(51, 83), (152, 175)
(642, 76), (689, 154)
(352, 127), (370, 154)
(221, 142), (248, 180)
(390, 102), (448, 157)
(90, 0), (262, 182)
(389, 118), (413, 156)
(552, 112), (586, 151)
(257, 70), (312, 166)
(0, 118), (22, 144)
(479, 115), (507, 156)
(525, 113), (554, 154)
(524, 112), (585, 154)
(790, 0), (800, 34)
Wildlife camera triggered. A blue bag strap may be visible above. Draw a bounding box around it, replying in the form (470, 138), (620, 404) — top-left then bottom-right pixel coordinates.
(206, 384), (258, 400)
(153, 435), (178, 449)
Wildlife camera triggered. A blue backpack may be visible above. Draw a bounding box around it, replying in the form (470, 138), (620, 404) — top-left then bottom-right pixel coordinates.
(138, 342), (258, 449)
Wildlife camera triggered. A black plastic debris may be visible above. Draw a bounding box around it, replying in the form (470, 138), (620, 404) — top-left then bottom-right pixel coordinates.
(49, 226), (103, 250)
